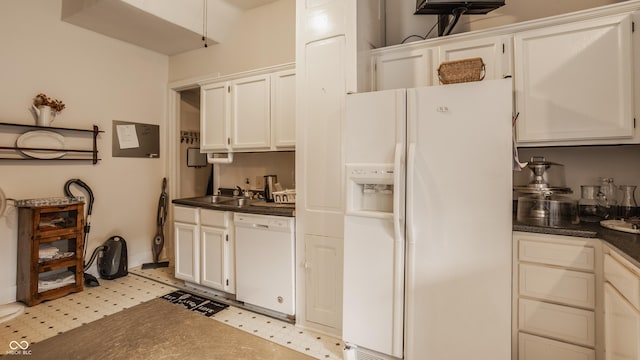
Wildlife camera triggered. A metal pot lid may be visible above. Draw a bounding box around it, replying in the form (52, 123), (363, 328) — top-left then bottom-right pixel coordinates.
(514, 184), (573, 194)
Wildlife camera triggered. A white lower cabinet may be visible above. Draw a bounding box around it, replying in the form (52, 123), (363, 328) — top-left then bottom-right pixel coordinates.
(173, 206), (235, 294)
(513, 232), (602, 360)
(519, 332), (596, 360)
(603, 248), (640, 360)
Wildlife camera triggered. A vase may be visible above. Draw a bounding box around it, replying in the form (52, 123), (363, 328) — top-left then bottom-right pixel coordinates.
(35, 105), (55, 127)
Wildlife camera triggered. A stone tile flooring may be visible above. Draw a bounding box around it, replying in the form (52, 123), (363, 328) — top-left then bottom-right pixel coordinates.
(0, 267), (343, 360)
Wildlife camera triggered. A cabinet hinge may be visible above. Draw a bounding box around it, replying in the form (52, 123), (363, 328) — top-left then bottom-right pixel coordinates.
(634, 118), (636, 128)
(502, 43), (505, 53)
(227, 137), (230, 145)
(633, 21), (635, 33)
(225, 234), (228, 242)
(226, 279), (229, 286)
(227, 85), (231, 93)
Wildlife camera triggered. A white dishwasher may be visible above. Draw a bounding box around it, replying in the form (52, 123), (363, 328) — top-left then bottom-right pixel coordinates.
(233, 213), (295, 315)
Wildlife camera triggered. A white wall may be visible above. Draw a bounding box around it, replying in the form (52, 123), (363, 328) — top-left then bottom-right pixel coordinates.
(215, 152), (295, 192)
(168, 0), (295, 82)
(385, 0), (624, 45)
(0, 0), (168, 304)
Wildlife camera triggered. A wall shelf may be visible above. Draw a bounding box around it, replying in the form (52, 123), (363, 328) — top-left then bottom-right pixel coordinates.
(0, 122), (103, 164)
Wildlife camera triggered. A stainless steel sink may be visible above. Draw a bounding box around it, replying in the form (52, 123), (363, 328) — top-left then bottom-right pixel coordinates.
(220, 198), (250, 207)
(210, 195), (235, 203)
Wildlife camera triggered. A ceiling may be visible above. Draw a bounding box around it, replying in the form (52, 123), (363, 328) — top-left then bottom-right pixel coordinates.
(61, 0), (279, 56)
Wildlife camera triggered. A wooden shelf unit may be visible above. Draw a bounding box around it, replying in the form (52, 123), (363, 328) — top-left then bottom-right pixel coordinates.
(17, 202), (85, 306)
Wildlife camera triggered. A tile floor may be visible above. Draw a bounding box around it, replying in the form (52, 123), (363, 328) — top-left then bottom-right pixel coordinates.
(0, 267), (344, 360)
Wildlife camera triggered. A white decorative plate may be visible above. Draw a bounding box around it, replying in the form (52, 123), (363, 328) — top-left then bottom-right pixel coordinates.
(16, 130), (66, 159)
(600, 219), (640, 234)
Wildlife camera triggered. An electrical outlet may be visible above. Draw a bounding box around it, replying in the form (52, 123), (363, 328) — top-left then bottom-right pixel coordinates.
(255, 176), (264, 189)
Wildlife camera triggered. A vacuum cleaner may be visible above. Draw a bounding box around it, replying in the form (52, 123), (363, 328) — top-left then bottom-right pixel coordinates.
(64, 179), (128, 287)
(142, 177), (170, 269)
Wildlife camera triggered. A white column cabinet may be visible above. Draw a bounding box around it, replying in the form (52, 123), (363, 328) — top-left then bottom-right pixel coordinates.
(603, 248), (640, 360)
(514, 13), (636, 146)
(173, 206), (235, 294)
(296, 0), (383, 335)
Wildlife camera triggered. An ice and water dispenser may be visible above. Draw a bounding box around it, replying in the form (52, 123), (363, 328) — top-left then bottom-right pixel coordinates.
(345, 164), (395, 217)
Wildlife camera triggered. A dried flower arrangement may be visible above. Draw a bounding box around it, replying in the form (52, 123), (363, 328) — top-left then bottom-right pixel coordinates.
(33, 93), (66, 112)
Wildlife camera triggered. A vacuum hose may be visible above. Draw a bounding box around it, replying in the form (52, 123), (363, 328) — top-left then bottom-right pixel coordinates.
(63, 179), (95, 271)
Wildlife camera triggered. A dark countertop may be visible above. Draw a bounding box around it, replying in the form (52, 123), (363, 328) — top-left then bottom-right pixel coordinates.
(172, 196), (295, 217)
(514, 220), (640, 267)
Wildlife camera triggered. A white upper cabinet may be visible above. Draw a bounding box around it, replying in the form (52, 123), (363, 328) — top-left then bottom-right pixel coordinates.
(514, 13), (636, 146)
(374, 46), (434, 91)
(271, 69), (296, 149)
(200, 81), (230, 152)
(199, 66), (295, 153)
(436, 35), (512, 82)
(230, 74), (271, 150)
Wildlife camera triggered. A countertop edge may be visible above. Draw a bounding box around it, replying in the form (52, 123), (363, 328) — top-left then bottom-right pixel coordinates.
(514, 221), (640, 268)
(171, 198), (295, 218)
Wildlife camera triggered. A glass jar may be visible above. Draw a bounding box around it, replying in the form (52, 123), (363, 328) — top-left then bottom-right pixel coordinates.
(619, 185), (637, 219)
(599, 177), (618, 219)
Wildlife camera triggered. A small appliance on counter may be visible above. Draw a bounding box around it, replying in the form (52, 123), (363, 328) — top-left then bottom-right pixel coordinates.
(514, 156), (579, 227)
(263, 175), (278, 202)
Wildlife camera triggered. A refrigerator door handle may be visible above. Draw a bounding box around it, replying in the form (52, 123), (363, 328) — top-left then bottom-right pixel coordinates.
(393, 142), (403, 243)
(406, 142), (416, 244)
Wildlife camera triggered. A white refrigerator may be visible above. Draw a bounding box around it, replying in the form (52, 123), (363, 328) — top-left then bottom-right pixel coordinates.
(343, 79), (513, 360)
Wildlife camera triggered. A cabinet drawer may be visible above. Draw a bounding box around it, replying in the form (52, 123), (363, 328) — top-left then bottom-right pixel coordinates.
(518, 332), (595, 360)
(518, 235), (594, 271)
(173, 206), (199, 224)
(200, 209), (229, 228)
(604, 252), (640, 311)
(519, 298), (595, 347)
(520, 263), (595, 309)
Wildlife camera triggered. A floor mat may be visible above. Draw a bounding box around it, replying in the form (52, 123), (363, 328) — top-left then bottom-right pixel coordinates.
(160, 289), (229, 317)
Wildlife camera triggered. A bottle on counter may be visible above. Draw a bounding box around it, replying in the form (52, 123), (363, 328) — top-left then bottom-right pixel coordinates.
(599, 177), (619, 219)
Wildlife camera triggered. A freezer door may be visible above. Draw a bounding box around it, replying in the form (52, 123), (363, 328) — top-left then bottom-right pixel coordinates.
(405, 79), (513, 360)
(344, 89), (406, 164)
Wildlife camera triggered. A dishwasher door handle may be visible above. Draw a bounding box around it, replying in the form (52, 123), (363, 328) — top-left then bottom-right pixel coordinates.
(252, 224), (269, 229)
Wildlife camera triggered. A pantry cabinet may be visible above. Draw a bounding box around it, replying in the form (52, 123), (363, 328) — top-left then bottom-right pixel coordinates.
(173, 206), (235, 294)
(199, 67), (295, 153)
(603, 247), (640, 360)
(514, 13), (636, 146)
(512, 232), (603, 360)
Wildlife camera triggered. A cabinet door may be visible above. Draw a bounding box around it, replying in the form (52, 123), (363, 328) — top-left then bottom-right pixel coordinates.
(518, 333), (595, 360)
(271, 69), (296, 149)
(514, 14), (634, 145)
(304, 234), (343, 330)
(200, 81), (230, 151)
(604, 283), (640, 360)
(174, 222), (199, 283)
(374, 46), (434, 90)
(200, 225), (226, 291)
(230, 74), (271, 150)
(437, 36), (512, 82)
